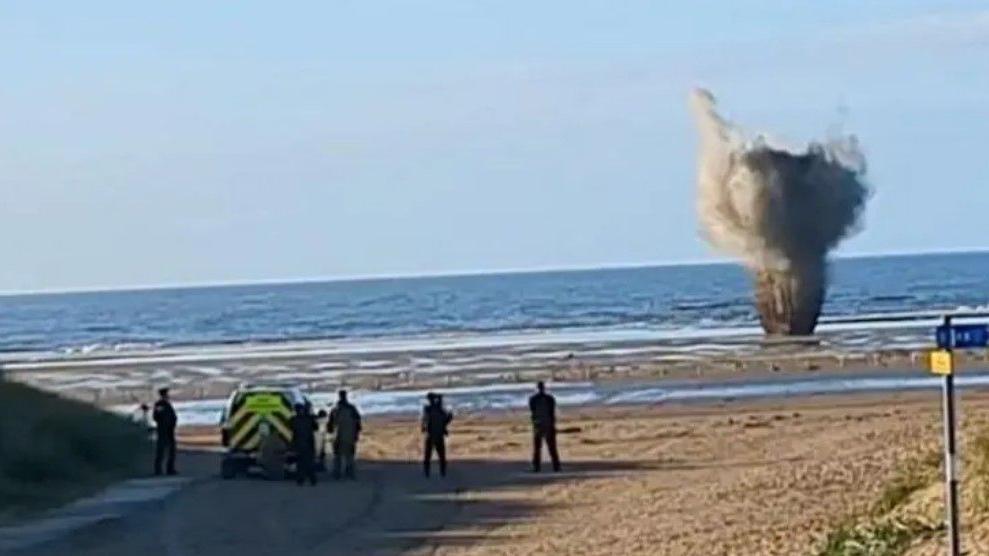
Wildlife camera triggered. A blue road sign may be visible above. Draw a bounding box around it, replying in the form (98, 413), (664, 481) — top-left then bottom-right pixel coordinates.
(936, 324), (989, 349)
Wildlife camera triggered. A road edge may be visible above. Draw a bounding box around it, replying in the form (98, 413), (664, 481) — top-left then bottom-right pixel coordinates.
(0, 475), (196, 553)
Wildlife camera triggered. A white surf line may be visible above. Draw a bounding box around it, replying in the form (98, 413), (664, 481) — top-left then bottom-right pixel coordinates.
(603, 373), (989, 405)
(3, 333), (928, 375)
(0, 306), (957, 367)
(821, 310), (989, 325)
(1, 329), (762, 371)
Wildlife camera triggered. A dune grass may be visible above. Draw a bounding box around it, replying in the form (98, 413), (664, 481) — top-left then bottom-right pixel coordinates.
(815, 449), (942, 556)
(969, 428), (989, 513)
(0, 381), (149, 522)
(816, 425), (989, 556)
(871, 449), (941, 516)
(816, 517), (940, 556)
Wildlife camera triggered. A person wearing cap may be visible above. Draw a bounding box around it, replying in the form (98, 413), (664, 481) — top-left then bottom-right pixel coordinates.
(290, 402), (318, 486)
(529, 381), (561, 472)
(421, 392), (453, 477)
(152, 387), (178, 476)
(327, 389), (362, 480)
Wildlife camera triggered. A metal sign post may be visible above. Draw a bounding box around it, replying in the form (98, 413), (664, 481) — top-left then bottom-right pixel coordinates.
(939, 315), (961, 556)
(931, 316), (989, 556)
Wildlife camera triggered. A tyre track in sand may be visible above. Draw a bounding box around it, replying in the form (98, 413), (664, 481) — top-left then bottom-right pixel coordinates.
(311, 463), (476, 555)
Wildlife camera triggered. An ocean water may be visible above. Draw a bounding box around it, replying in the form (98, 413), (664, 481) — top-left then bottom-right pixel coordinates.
(2, 252), (988, 356)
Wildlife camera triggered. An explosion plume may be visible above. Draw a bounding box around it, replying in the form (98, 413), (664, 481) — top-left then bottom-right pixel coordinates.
(689, 89), (870, 335)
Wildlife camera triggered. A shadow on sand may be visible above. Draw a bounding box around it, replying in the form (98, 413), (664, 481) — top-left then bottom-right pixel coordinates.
(334, 456), (657, 554)
(15, 452), (660, 556)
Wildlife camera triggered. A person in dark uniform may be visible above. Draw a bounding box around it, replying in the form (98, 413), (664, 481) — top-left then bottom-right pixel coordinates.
(529, 381), (561, 472)
(152, 387), (178, 476)
(328, 389), (362, 480)
(290, 403), (318, 486)
(421, 393), (453, 477)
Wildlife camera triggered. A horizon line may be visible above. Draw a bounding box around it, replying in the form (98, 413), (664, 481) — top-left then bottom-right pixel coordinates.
(2, 247), (987, 297)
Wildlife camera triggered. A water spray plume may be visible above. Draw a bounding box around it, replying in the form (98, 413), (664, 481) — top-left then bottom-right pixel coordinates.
(689, 89), (870, 335)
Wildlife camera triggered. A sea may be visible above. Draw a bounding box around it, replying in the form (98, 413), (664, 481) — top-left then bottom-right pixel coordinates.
(1, 251), (987, 357)
(5, 252), (989, 420)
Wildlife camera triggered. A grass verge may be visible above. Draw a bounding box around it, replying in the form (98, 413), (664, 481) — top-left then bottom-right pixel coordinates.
(0, 381), (149, 522)
(968, 428), (989, 513)
(871, 449), (940, 516)
(816, 517), (940, 556)
(814, 449), (941, 556)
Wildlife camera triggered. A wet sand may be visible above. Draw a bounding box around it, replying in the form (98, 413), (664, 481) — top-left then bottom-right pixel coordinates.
(5, 332), (958, 407)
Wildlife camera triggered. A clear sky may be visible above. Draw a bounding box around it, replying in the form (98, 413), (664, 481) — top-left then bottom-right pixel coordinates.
(2, 1), (988, 292)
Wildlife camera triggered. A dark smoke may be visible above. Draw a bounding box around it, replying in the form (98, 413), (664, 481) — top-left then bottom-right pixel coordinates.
(689, 89), (870, 335)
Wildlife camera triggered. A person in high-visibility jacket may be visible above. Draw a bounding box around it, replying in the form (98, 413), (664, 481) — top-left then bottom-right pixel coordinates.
(327, 389), (362, 480)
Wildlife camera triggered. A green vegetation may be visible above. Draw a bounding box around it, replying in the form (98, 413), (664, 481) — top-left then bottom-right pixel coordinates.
(0, 381), (149, 521)
(872, 449), (940, 516)
(816, 518), (940, 556)
(969, 428), (989, 513)
(815, 450), (942, 556)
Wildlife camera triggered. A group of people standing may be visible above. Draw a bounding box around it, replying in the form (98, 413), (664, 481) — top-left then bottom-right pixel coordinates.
(384, 380), (563, 477)
(414, 381), (562, 476)
(151, 381), (563, 481)
(289, 389), (363, 486)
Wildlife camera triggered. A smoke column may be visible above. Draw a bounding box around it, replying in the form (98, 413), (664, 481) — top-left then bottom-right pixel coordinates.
(689, 89), (870, 335)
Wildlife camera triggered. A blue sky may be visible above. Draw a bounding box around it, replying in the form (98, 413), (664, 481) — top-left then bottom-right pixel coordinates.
(2, 1), (988, 291)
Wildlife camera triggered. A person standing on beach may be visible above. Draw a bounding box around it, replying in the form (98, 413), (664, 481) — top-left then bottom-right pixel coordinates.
(421, 393), (453, 477)
(290, 403), (318, 486)
(328, 389), (362, 480)
(529, 381), (561, 472)
(152, 387), (178, 476)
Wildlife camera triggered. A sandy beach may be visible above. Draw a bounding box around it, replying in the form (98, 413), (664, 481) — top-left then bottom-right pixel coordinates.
(298, 391), (972, 555)
(9, 321), (988, 554)
(21, 387), (988, 556)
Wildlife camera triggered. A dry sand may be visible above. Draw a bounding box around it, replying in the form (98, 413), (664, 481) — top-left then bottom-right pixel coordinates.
(352, 394), (955, 555)
(26, 390), (980, 556)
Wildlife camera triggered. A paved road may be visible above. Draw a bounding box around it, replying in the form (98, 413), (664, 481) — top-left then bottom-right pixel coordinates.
(13, 450), (480, 556)
(11, 446), (601, 556)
